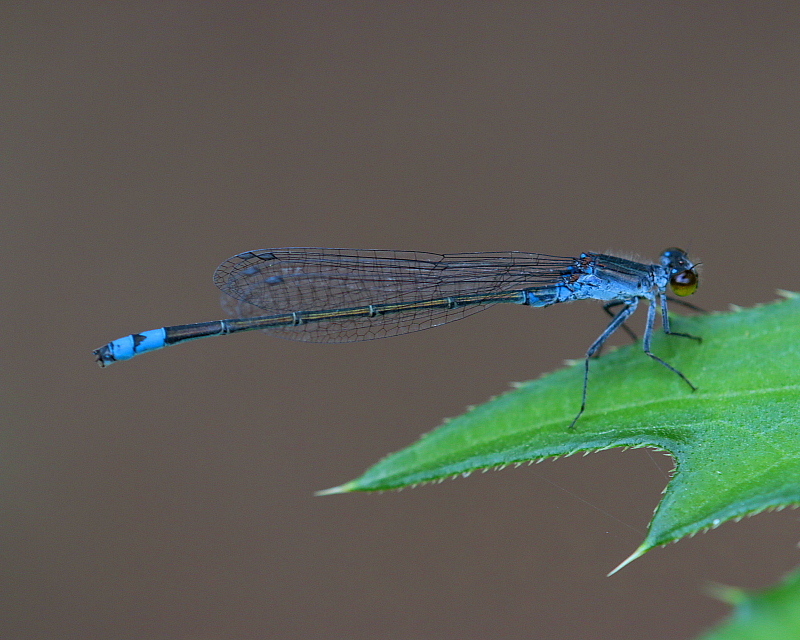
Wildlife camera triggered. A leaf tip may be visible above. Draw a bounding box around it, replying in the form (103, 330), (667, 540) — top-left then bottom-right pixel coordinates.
(776, 289), (799, 299)
(607, 544), (649, 576)
(315, 482), (356, 496)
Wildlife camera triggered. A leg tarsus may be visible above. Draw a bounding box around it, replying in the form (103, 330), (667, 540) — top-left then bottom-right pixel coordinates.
(642, 349), (697, 391)
(665, 330), (702, 343)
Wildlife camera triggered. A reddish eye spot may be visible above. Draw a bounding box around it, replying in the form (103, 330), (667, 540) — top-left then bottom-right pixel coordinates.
(671, 270), (698, 296)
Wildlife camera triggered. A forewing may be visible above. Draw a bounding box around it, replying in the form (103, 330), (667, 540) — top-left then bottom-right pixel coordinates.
(214, 248), (573, 342)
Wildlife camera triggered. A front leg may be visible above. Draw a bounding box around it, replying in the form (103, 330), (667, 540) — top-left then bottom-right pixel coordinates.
(642, 297), (698, 390)
(660, 295), (702, 342)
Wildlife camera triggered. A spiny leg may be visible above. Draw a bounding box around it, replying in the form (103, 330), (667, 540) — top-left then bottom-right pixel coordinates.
(568, 299), (639, 430)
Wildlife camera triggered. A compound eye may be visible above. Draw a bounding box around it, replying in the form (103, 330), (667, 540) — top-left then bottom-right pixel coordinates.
(670, 270), (698, 296)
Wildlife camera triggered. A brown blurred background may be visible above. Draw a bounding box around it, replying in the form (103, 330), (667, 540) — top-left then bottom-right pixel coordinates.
(4, 3), (800, 639)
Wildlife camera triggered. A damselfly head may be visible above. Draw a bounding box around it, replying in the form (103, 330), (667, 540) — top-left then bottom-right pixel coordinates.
(660, 247), (699, 296)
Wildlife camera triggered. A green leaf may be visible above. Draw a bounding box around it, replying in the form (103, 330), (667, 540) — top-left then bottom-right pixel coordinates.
(699, 567), (800, 639)
(320, 293), (800, 570)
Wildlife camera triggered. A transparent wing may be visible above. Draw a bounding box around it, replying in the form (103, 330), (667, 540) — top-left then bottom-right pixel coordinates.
(214, 248), (577, 342)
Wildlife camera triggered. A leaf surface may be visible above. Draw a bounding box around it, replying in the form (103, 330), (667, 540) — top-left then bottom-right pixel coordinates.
(321, 294), (800, 569)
